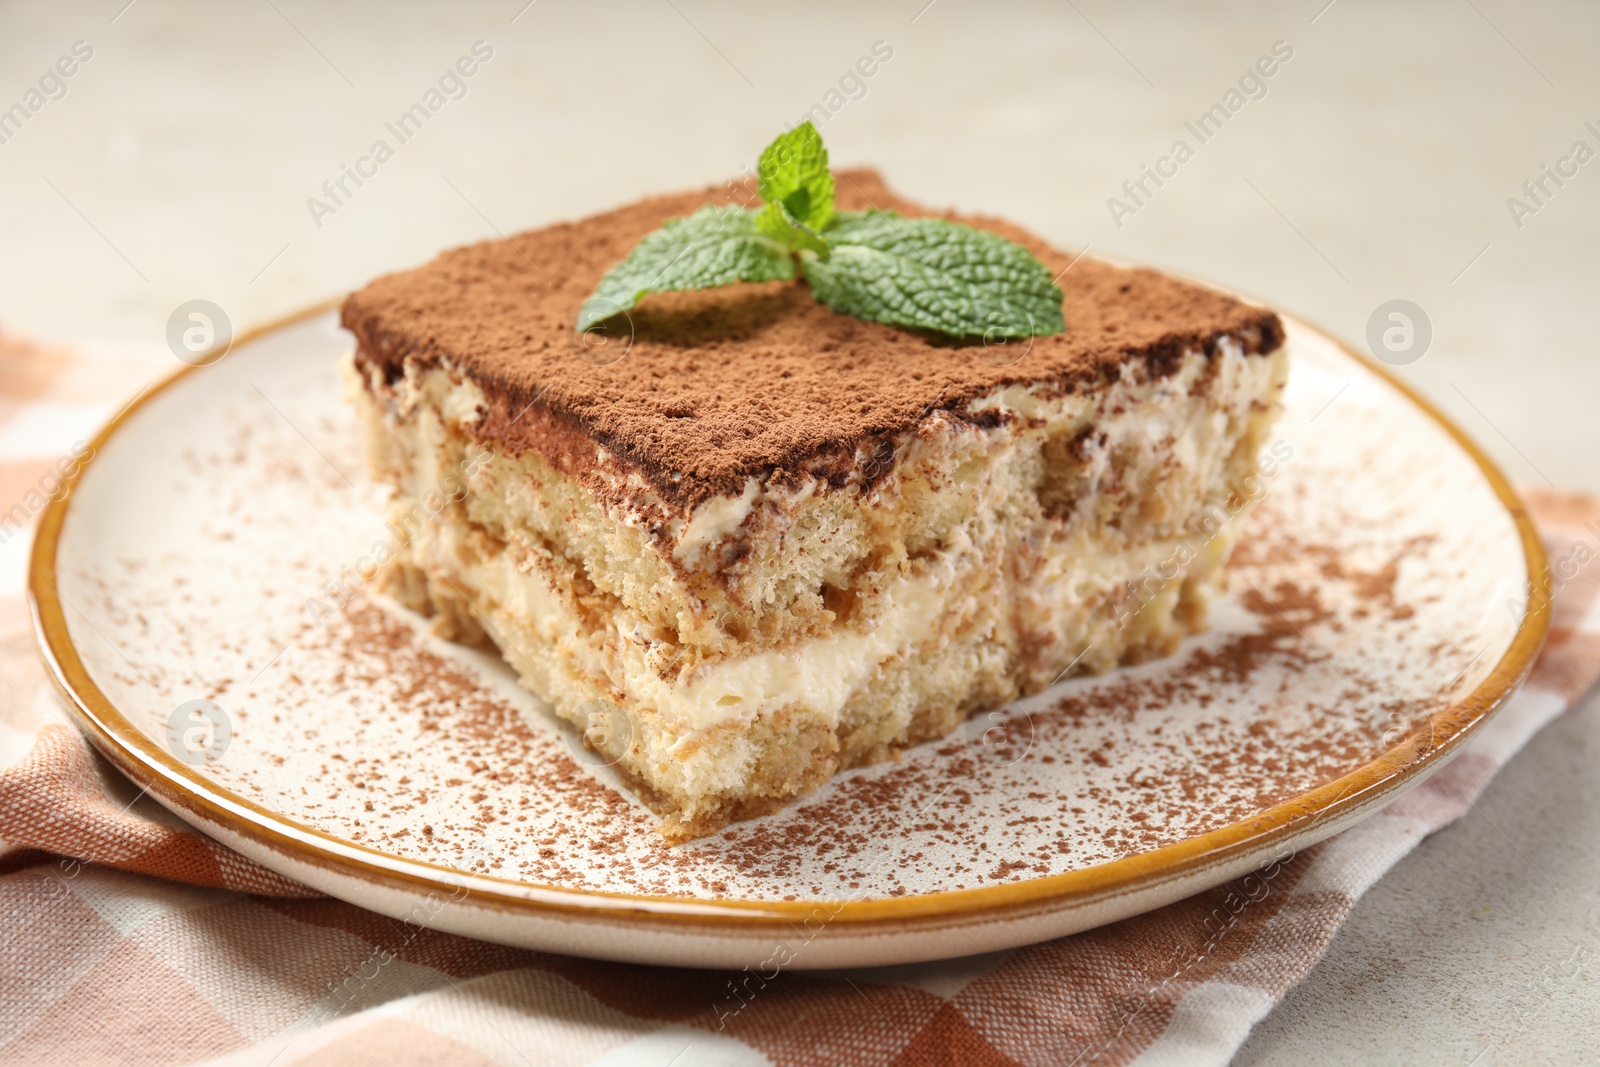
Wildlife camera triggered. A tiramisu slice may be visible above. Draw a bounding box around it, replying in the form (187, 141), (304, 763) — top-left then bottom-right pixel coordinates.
(341, 168), (1288, 841)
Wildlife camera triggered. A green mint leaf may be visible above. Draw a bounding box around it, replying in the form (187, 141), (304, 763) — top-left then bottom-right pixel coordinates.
(756, 121), (834, 233)
(755, 201), (831, 256)
(577, 205), (794, 332)
(800, 211), (1064, 338)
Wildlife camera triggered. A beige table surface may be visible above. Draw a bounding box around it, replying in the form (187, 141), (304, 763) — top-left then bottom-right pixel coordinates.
(2, 1), (1597, 1062)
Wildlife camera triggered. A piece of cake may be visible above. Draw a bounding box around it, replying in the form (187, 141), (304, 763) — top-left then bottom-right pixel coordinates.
(340, 169), (1288, 841)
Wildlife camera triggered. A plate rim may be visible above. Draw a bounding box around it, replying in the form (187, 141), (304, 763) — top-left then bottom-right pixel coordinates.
(28, 298), (1551, 931)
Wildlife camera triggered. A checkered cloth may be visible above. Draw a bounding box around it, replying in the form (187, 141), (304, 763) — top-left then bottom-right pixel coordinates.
(3, 330), (1597, 1067)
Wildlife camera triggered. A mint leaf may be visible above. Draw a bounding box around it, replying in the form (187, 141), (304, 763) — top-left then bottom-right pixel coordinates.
(800, 211), (1064, 338)
(576, 205), (794, 332)
(755, 201), (830, 256)
(756, 121), (834, 233)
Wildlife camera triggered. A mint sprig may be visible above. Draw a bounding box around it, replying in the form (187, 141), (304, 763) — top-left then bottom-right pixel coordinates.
(577, 121), (1065, 340)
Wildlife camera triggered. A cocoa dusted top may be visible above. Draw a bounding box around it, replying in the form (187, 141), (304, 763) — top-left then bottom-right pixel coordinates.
(342, 169), (1283, 513)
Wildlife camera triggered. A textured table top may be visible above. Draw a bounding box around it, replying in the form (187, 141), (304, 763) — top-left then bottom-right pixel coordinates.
(2, 1), (1596, 1061)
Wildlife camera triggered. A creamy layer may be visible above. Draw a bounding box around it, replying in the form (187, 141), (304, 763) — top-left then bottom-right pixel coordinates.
(454, 529), (954, 739)
(446, 515), (1239, 735)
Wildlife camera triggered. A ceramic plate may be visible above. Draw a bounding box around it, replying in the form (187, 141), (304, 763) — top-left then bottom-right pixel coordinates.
(31, 302), (1547, 969)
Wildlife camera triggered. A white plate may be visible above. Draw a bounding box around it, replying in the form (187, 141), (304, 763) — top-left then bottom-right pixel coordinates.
(31, 304), (1547, 969)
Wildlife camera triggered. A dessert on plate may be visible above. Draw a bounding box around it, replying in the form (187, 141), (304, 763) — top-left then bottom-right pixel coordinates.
(341, 125), (1288, 840)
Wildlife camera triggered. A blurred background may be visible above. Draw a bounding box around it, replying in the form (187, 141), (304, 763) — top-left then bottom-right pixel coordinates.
(2, 1), (1596, 1060)
(2, 0), (1597, 489)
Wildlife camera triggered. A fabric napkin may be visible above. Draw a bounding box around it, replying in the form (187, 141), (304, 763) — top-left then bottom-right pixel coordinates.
(2, 331), (1597, 1067)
